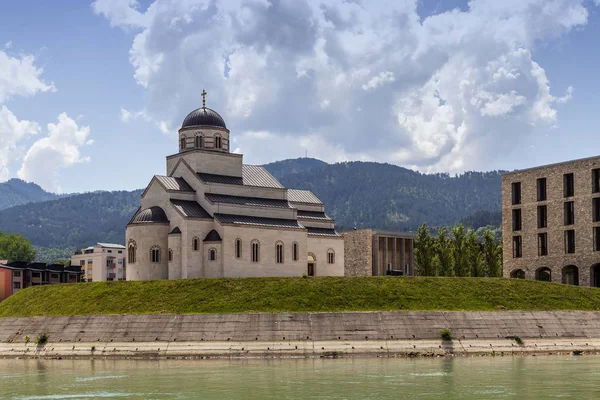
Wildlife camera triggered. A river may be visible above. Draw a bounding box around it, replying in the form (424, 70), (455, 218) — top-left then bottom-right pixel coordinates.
(1, 355), (600, 399)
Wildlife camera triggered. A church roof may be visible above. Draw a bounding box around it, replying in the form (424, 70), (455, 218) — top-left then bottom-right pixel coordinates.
(169, 227), (182, 234)
(205, 193), (292, 209)
(131, 206), (170, 224)
(287, 189), (322, 204)
(215, 214), (303, 229)
(203, 229), (222, 242)
(181, 107), (227, 129)
(197, 165), (284, 189)
(297, 210), (332, 220)
(170, 199), (211, 219)
(306, 227), (340, 237)
(155, 176), (195, 192)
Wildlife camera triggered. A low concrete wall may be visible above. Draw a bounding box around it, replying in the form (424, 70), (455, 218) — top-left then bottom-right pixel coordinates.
(1, 311), (600, 358)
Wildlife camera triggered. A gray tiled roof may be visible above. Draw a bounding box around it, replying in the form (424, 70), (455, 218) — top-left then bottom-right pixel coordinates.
(215, 214), (303, 229)
(203, 229), (222, 242)
(307, 227), (340, 237)
(170, 199), (212, 219)
(287, 189), (322, 204)
(155, 176), (195, 192)
(197, 165), (284, 189)
(131, 206), (170, 224)
(206, 193), (291, 209)
(297, 210), (331, 220)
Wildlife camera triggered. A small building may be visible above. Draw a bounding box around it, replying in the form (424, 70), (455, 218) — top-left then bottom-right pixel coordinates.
(0, 262), (83, 301)
(502, 155), (600, 286)
(343, 229), (415, 276)
(71, 243), (127, 282)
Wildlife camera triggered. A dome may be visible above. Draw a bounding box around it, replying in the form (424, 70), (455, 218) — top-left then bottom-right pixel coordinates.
(181, 107), (227, 129)
(131, 206), (169, 224)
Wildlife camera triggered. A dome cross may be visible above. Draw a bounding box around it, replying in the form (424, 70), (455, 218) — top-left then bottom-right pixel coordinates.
(201, 89), (207, 108)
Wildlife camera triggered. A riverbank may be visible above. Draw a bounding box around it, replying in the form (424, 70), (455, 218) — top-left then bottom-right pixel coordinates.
(2, 311), (600, 359)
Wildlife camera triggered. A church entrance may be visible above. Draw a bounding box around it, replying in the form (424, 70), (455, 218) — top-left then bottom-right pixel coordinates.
(592, 264), (600, 287)
(307, 254), (316, 276)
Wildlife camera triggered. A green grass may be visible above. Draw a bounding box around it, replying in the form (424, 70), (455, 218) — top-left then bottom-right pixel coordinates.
(2, 277), (600, 317)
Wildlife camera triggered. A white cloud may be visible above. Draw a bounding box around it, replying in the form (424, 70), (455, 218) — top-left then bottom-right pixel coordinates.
(4, 41), (12, 49)
(18, 113), (92, 192)
(95, 0), (597, 172)
(0, 106), (40, 181)
(0, 50), (55, 103)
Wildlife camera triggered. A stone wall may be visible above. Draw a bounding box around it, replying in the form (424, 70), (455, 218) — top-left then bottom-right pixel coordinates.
(502, 156), (600, 285)
(342, 230), (373, 276)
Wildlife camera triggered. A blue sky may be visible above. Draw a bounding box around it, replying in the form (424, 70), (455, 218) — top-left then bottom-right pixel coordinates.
(0, 0), (599, 193)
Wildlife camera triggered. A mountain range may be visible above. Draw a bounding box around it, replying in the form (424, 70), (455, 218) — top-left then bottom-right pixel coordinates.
(0, 158), (503, 262)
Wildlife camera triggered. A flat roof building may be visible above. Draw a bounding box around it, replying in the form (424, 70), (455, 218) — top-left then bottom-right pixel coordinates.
(502, 155), (600, 286)
(71, 243), (127, 282)
(0, 262), (83, 301)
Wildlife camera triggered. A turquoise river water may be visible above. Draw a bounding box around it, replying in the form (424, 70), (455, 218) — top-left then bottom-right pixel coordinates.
(1, 356), (600, 399)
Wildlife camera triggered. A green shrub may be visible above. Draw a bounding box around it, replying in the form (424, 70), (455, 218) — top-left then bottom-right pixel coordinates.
(36, 333), (48, 346)
(440, 328), (452, 341)
(514, 335), (524, 345)
(25, 336), (30, 344)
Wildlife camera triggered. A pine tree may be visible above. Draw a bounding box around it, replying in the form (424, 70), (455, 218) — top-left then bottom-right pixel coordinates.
(414, 223), (436, 276)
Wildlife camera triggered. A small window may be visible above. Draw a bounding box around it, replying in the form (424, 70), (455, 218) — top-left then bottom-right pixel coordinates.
(327, 249), (335, 264)
(168, 249), (173, 262)
(215, 136), (222, 149)
(87, 259), (93, 264)
(150, 246), (161, 263)
(537, 205), (547, 228)
(193, 237), (199, 251)
(512, 209), (522, 232)
(80, 260), (85, 267)
(13, 282), (21, 289)
(594, 227), (600, 252)
(511, 182), (521, 205)
(209, 248), (217, 261)
(107, 250), (112, 253)
(195, 135), (203, 148)
(593, 198), (600, 222)
(536, 178), (547, 201)
(50, 273), (59, 279)
(593, 169), (600, 194)
(512, 236), (522, 258)
(564, 173), (574, 197)
(235, 239), (242, 259)
(12, 271), (21, 277)
(564, 230), (575, 254)
(292, 242), (298, 261)
(538, 233), (548, 256)
(276, 241), (284, 264)
(118, 250), (122, 254)
(564, 201), (575, 225)
(128, 240), (137, 264)
(180, 137), (186, 150)
(251, 240), (260, 263)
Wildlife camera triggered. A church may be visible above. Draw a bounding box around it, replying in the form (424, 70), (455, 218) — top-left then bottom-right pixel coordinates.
(125, 92), (344, 280)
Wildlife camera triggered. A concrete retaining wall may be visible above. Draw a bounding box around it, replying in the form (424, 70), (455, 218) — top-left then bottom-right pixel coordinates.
(1, 311), (600, 358)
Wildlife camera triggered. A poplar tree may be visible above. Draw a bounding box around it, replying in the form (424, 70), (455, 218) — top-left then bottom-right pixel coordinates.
(451, 224), (469, 277)
(435, 227), (454, 277)
(414, 223), (436, 276)
(483, 229), (502, 277)
(466, 228), (484, 277)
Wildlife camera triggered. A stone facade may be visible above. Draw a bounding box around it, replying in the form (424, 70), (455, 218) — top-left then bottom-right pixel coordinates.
(343, 229), (415, 276)
(502, 155), (600, 286)
(126, 101), (344, 280)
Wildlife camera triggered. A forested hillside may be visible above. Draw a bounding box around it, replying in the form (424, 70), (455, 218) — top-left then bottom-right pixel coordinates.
(0, 158), (503, 262)
(0, 179), (61, 210)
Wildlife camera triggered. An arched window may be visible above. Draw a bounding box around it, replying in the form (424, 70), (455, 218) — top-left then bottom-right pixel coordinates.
(128, 240), (137, 264)
(251, 240), (260, 263)
(292, 242), (298, 261)
(235, 238), (242, 259)
(276, 241), (284, 264)
(215, 135), (222, 149)
(327, 249), (335, 264)
(150, 246), (161, 263)
(209, 248), (217, 261)
(192, 237), (199, 251)
(168, 248), (173, 262)
(180, 136), (186, 150)
(195, 134), (203, 148)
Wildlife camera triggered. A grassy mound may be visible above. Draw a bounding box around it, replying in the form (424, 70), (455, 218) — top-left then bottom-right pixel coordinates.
(1, 277), (600, 317)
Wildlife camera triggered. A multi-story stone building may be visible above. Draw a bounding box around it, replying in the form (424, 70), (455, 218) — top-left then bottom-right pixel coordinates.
(125, 94), (344, 280)
(342, 229), (415, 276)
(502, 156), (600, 286)
(70, 243), (127, 282)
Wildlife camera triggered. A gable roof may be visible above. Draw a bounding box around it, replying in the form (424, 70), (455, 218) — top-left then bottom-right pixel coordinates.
(169, 227), (182, 234)
(197, 165), (284, 189)
(307, 227), (340, 237)
(205, 193), (292, 209)
(203, 229), (222, 242)
(287, 189), (322, 204)
(155, 176), (195, 192)
(215, 214), (303, 229)
(170, 199), (212, 219)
